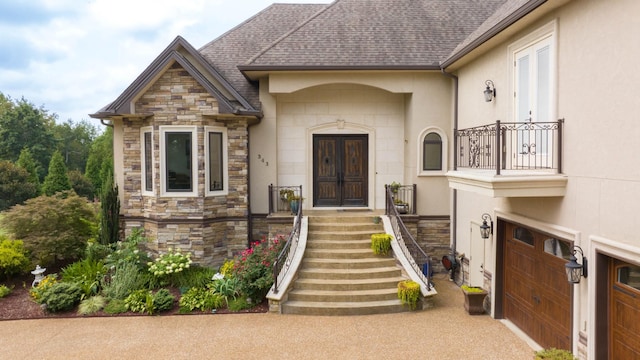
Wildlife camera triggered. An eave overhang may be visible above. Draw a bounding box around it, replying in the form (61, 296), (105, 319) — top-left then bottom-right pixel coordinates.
(90, 36), (261, 120)
(446, 170), (568, 198)
(238, 64), (441, 81)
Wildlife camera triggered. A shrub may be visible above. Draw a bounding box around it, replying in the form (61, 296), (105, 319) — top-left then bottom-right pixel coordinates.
(397, 280), (421, 310)
(103, 299), (128, 314)
(0, 238), (31, 279)
(78, 295), (106, 315)
(147, 249), (192, 287)
(84, 241), (112, 263)
(534, 348), (576, 360)
(0, 160), (39, 211)
(41, 151), (72, 196)
(124, 289), (154, 314)
(219, 260), (234, 278)
(61, 258), (106, 299)
(168, 265), (215, 290)
(102, 262), (149, 300)
(371, 233), (392, 255)
(227, 297), (252, 312)
(30, 274), (58, 303)
(99, 172), (119, 245)
(104, 228), (150, 270)
(231, 235), (285, 303)
(178, 287), (224, 313)
(0, 284), (12, 298)
(0, 191), (97, 266)
(461, 285), (485, 293)
(152, 289), (175, 312)
(41, 282), (83, 312)
(68, 170), (95, 200)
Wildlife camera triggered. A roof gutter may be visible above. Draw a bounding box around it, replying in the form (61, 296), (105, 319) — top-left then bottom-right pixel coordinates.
(441, 0), (548, 69)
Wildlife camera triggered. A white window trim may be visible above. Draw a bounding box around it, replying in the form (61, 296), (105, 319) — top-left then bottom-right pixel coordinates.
(205, 125), (229, 196)
(159, 125), (198, 197)
(417, 126), (448, 176)
(140, 126), (154, 196)
(507, 19), (558, 124)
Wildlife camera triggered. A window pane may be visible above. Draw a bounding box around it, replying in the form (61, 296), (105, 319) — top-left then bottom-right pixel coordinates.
(144, 132), (152, 192)
(543, 238), (571, 260)
(617, 265), (640, 291)
(423, 132), (442, 170)
(165, 132), (192, 191)
(513, 227), (534, 246)
(208, 132), (223, 191)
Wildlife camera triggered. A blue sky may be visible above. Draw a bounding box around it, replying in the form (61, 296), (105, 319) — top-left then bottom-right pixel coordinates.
(0, 0), (329, 123)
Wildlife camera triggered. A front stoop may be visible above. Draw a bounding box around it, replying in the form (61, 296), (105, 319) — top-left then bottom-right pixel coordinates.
(281, 215), (414, 316)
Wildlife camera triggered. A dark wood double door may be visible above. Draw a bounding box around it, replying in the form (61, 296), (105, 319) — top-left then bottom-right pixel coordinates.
(313, 135), (368, 207)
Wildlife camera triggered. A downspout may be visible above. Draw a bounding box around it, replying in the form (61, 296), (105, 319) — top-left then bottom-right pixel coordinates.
(441, 68), (459, 281)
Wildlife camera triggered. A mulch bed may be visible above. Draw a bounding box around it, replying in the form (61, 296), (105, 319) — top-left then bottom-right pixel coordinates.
(0, 272), (268, 321)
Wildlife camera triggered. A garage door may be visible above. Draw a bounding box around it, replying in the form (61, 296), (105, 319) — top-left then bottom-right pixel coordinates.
(503, 222), (572, 350)
(610, 260), (640, 359)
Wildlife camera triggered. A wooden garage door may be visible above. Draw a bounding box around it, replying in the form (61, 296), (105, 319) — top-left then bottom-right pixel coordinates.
(503, 222), (572, 350)
(610, 260), (640, 359)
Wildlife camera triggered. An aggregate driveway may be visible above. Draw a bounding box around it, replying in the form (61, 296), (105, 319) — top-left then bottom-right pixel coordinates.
(0, 274), (536, 360)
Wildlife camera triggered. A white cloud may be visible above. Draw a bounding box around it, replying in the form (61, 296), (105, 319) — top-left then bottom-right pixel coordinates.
(0, 0), (330, 122)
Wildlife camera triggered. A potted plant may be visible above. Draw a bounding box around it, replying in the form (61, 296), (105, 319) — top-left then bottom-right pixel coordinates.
(394, 199), (408, 214)
(372, 215), (381, 224)
(534, 348), (576, 360)
(289, 195), (302, 214)
(389, 181), (401, 194)
(371, 233), (392, 255)
(397, 280), (421, 310)
(461, 285), (487, 315)
(279, 189), (294, 201)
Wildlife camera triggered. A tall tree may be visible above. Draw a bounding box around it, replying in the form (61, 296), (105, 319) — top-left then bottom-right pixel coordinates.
(99, 170), (120, 245)
(0, 95), (57, 180)
(0, 160), (39, 211)
(85, 127), (113, 195)
(52, 119), (98, 172)
(42, 150), (72, 196)
(16, 147), (40, 193)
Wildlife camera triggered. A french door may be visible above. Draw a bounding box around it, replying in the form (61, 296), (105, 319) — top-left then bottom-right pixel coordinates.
(313, 135), (368, 207)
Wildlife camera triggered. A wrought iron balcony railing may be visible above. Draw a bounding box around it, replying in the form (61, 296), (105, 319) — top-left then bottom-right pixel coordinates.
(455, 119), (564, 175)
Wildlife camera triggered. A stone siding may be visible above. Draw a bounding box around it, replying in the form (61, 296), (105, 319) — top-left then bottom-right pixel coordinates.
(118, 62), (251, 267)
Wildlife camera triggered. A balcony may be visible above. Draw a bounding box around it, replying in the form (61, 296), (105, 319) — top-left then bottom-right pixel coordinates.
(446, 120), (568, 197)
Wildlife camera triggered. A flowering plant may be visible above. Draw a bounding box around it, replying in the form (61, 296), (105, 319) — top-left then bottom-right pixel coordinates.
(231, 235), (285, 303)
(148, 249), (192, 282)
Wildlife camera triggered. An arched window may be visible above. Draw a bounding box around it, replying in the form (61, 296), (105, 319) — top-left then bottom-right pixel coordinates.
(423, 132), (442, 171)
(418, 127), (447, 176)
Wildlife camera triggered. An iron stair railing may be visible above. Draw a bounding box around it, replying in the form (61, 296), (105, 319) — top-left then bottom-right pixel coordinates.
(272, 185), (303, 294)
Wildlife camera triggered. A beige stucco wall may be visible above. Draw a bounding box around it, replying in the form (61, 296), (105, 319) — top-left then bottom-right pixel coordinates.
(251, 71), (452, 215)
(451, 0), (640, 357)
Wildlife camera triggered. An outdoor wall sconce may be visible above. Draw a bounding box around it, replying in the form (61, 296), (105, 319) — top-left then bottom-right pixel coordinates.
(484, 80), (496, 102)
(479, 213), (493, 239)
(565, 245), (588, 284)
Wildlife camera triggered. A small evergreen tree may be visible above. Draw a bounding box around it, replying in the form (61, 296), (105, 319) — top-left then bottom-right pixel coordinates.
(42, 150), (71, 196)
(68, 170), (95, 200)
(99, 171), (120, 245)
(16, 148), (40, 194)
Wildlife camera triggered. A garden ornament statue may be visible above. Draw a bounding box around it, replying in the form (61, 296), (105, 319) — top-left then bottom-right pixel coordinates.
(31, 265), (46, 287)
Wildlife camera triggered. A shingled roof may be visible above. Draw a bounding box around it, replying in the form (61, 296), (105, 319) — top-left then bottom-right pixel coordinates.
(199, 3), (328, 108)
(240, 0), (508, 70)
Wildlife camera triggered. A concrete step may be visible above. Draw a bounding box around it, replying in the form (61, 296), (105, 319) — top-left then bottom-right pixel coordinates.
(282, 299), (410, 316)
(307, 230), (380, 241)
(304, 248), (381, 259)
(306, 239), (371, 250)
(309, 216), (381, 224)
(298, 266), (401, 280)
(287, 288), (399, 302)
(308, 223), (383, 232)
(293, 277), (405, 291)
(302, 257), (397, 269)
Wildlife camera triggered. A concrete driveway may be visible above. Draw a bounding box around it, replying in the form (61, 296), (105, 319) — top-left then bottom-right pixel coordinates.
(0, 274), (535, 360)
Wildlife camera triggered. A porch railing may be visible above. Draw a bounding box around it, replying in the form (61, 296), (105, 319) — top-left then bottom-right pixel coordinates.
(384, 185), (432, 290)
(384, 184), (417, 215)
(268, 184), (303, 215)
(456, 119), (564, 175)
(272, 185), (303, 294)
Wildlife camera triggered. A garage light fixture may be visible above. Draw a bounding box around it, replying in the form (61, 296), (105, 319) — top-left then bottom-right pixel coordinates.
(479, 213), (493, 239)
(565, 245), (588, 284)
(484, 80), (496, 102)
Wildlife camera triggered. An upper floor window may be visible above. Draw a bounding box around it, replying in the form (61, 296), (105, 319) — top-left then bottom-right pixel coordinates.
(205, 126), (228, 196)
(141, 127), (154, 195)
(418, 127), (447, 176)
(160, 126), (197, 197)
